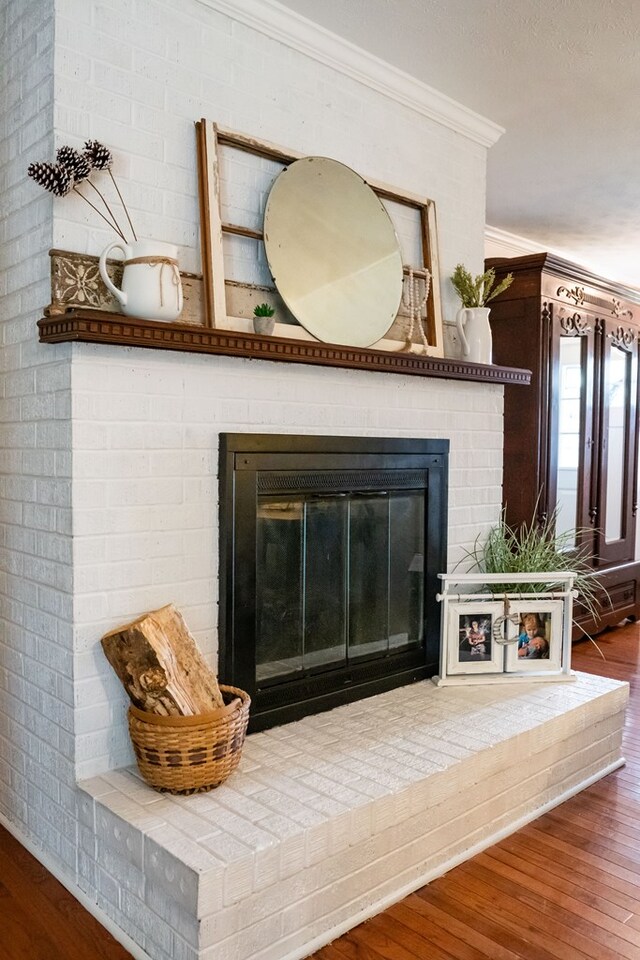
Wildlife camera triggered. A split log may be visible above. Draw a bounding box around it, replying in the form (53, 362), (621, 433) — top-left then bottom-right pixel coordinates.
(101, 604), (224, 716)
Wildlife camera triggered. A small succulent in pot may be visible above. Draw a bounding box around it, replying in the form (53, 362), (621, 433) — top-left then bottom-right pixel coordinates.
(253, 302), (276, 335)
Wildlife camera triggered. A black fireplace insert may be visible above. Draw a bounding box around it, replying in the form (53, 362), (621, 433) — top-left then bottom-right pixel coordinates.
(219, 434), (448, 731)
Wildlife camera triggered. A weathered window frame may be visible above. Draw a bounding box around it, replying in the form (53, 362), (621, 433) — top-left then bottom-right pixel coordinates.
(195, 119), (444, 357)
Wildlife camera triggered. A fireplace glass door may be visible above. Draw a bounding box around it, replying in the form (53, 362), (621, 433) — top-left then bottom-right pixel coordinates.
(256, 488), (424, 685)
(219, 435), (448, 730)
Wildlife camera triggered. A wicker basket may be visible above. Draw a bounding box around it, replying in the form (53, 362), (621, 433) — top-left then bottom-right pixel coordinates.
(128, 684), (250, 794)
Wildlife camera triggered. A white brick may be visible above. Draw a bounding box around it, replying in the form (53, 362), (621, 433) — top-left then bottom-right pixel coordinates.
(0, 1), (529, 957)
(76, 675), (626, 960)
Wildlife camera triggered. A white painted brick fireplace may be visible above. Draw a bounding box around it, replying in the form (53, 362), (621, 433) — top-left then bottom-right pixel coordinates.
(0, 2), (628, 959)
(77, 674), (626, 960)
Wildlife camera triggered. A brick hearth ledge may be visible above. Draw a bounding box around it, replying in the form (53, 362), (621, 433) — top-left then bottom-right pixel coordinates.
(77, 671), (627, 960)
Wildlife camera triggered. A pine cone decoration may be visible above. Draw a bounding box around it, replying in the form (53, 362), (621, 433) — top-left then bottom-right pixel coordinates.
(27, 138), (134, 241)
(27, 162), (72, 197)
(83, 140), (113, 171)
(56, 145), (91, 183)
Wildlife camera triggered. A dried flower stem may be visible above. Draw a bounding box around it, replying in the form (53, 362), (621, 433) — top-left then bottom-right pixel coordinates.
(85, 180), (128, 240)
(73, 186), (127, 241)
(451, 264), (514, 308)
(108, 169), (137, 241)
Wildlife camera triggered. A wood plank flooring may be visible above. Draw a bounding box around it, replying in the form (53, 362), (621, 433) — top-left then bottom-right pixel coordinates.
(311, 624), (640, 960)
(1, 622), (638, 960)
(0, 827), (132, 960)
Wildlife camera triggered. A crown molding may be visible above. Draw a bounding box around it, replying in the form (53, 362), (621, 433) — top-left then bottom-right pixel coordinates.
(484, 224), (549, 257)
(195, 0), (504, 148)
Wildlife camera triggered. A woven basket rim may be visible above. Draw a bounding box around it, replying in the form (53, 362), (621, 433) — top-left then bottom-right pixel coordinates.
(128, 684), (250, 727)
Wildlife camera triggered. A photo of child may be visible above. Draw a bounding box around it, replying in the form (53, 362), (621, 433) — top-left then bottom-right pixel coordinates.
(516, 612), (551, 660)
(458, 615), (492, 662)
(445, 591), (566, 681)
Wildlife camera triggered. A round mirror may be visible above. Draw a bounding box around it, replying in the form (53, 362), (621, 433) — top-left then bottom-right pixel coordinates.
(263, 157), (403, 347)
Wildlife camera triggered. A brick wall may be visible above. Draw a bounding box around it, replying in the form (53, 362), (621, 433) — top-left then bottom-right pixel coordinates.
(71, 352), (503, 775)
(0, 0), (79, 876)
(50, 0), (503, 779)
(1, 0), (504, 905)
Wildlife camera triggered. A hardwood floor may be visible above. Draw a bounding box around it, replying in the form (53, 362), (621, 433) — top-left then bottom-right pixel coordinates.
(1, 622), (638, 960)
(0, 827), (132, 960)
(312, 624), (640, 960)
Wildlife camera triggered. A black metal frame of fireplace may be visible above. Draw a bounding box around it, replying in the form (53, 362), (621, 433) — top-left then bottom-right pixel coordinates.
(219, 434), (448, 732)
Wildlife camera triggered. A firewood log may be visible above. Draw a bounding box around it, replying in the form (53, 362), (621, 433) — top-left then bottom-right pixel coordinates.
(101, 604), (224, 715)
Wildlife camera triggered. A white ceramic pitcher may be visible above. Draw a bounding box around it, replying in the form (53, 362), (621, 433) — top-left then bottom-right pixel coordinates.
(98, 239), (183, 321)
(456, 306), (492, 364)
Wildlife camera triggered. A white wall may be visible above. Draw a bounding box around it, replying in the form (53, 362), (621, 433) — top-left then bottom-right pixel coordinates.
(1, 0), (504, 880)
(48, 0), (504, 779)
(0, 0), (79, 876)
(71, 352), (503, 775)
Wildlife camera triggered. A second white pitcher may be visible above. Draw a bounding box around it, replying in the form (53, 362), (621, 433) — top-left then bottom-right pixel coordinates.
(456, 306), (492, 364)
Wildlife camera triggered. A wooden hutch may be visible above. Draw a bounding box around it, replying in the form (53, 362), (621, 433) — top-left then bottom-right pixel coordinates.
(487, 253), (640, 637)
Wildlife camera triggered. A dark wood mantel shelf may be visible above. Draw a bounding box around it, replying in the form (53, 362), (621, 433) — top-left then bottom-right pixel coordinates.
(38, 309), (531, 385)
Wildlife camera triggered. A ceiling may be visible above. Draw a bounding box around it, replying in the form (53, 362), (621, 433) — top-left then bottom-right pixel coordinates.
(276, 0), (640, 289)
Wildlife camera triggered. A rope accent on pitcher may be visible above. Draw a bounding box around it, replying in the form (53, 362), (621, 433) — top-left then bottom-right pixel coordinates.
(123, 255), (181, 309)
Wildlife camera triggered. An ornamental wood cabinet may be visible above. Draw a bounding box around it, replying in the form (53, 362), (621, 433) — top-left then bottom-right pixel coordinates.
(487, 253), (640, 636)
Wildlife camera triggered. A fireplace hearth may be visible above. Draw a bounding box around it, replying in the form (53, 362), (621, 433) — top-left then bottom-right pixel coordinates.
(219, 434), (448, 730)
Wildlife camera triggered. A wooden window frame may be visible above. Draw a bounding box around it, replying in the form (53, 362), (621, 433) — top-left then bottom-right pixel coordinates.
(195, 119), (444, 356)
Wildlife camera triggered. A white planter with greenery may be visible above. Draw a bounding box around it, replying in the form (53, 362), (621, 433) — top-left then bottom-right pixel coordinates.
(456, 306), (492, 363)
(451, 264), (513, 364)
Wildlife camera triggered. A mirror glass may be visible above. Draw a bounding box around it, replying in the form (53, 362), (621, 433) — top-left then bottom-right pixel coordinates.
(605, 344), (628, 543)
(264, 157), (404, 347)
(555, 336), (584, 548)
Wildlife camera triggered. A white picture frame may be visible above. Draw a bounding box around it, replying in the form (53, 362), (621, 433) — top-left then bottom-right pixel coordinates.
(446, 601), (504, 675)
(434, 572), (576, 687)
(504, 599), (563, 674)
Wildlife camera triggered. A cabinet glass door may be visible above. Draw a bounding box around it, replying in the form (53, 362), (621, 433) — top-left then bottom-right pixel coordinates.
(596, 321), (638, 565)
(604, 345), (628, 543)
(555, 336), (584, 547)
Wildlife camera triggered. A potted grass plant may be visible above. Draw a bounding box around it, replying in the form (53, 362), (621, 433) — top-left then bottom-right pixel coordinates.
(461, 508), (603, 642)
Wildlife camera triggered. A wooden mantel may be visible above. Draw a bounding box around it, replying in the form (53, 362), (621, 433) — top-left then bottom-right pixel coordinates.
(38, 309), (531, 385)
(41, 249), (531, 384)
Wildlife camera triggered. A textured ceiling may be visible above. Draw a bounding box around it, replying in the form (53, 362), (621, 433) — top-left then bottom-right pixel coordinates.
(276, 0), (640, 288)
